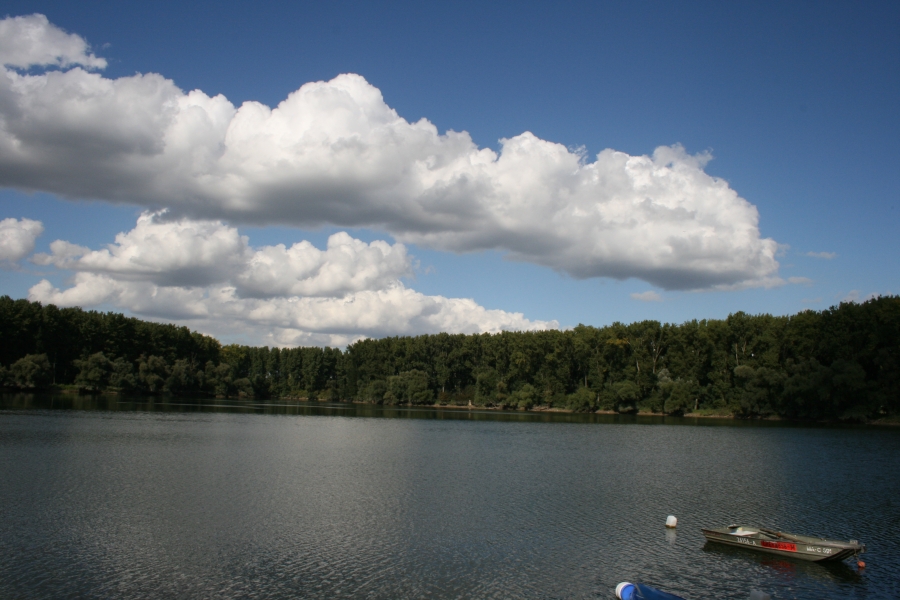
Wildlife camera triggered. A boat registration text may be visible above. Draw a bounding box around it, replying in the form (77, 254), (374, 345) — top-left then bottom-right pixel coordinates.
(761, 541), (796, 552)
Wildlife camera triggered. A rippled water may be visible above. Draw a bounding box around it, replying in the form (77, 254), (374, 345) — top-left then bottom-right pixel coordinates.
(1, 394), (898, 599)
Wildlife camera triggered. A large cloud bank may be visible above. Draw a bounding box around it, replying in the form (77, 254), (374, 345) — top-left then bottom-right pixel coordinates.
(29, 214), (556, 347)
(0, 14), (781, 291)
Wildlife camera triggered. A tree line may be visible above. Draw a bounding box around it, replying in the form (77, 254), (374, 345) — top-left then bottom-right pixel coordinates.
(2, 294), (898, 420)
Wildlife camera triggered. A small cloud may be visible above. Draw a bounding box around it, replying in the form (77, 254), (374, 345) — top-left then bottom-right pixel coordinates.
(0, 217), (44, 267)
(801, 297), (822, 304)
(0, 14), (107, 70)
(631, 290), (663, 302)
(788, 276), (813, 285)
(806, 251), (836, 259)
(841, 290), (878, 303)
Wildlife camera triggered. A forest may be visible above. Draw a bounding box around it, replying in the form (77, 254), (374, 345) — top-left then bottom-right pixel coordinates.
(1, 294), (898, 421)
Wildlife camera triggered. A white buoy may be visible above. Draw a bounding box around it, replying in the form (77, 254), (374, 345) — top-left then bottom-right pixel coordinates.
(666, 515), (678, 528)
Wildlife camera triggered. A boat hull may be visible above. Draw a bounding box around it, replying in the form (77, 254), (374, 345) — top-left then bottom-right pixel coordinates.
(701, 527), (863, 563)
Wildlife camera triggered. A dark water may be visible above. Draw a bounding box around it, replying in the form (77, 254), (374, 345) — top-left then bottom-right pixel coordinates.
(1, 394), (898, 599)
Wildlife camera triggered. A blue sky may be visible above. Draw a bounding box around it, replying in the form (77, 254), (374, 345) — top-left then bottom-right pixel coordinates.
(0, 1), (897, 346)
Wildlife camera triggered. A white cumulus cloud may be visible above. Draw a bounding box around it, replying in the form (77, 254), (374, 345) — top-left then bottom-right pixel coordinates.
(33, 212), (413, 297)
(29, 214), (555, 345)
(235, 231), (412, 299)
(0, 217), (43, 266)
(0, 15), (782, 291)
(0, 14), (107, 70)
(630, 291), (663, 302)
(34, 212), (249, 286)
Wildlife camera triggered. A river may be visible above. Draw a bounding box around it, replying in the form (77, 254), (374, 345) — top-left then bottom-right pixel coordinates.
(1, 393), (898, 599)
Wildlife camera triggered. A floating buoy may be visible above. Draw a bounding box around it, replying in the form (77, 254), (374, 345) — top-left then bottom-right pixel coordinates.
(857, 560), (866, 569)
(665, 515), (677, 528)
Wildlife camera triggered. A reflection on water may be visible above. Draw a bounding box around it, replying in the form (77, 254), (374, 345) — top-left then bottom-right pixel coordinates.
(665, 529), (678, 546)
(702, 542), (864, 585)
(1, 392), (878, 428)
(1, 393), (898, 599)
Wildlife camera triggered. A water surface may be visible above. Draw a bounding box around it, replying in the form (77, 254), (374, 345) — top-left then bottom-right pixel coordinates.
(1, 394), (898, 598)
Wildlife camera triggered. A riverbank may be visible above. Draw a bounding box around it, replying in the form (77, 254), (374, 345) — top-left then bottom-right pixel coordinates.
(330, 398), (900, 426)
(4, 387), (898, 426)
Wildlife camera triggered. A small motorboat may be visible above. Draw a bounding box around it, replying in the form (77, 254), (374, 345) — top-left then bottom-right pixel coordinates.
(701, 525), (865, 562)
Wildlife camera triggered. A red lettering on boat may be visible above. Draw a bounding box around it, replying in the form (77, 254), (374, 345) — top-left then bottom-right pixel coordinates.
(761, 541), (796, 552)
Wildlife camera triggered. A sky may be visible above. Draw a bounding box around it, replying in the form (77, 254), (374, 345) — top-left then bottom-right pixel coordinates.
(0, 1), (898, 347)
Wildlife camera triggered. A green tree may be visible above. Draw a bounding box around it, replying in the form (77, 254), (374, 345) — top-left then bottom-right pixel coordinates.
(365, 380), (387, 404)
(613, 380), (639, 413)
(137, 355), (169, 393)
(109, 357), (136, 391)
(662, 380), (696, 415)
(11, 354), (52, 389)
(165, 358), (203, 395)
(566, 386), (596, 412)
(733, 365), (785, 416)
(508, 383), (536, 409)
(384, 370), (433, 405)
(73, 352), (113, 391)
(474, 368), (502, 406)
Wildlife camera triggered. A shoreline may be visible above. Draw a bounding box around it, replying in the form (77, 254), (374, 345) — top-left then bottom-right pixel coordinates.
(310, 397), (900, 426)
(3, 387), (898, 426)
